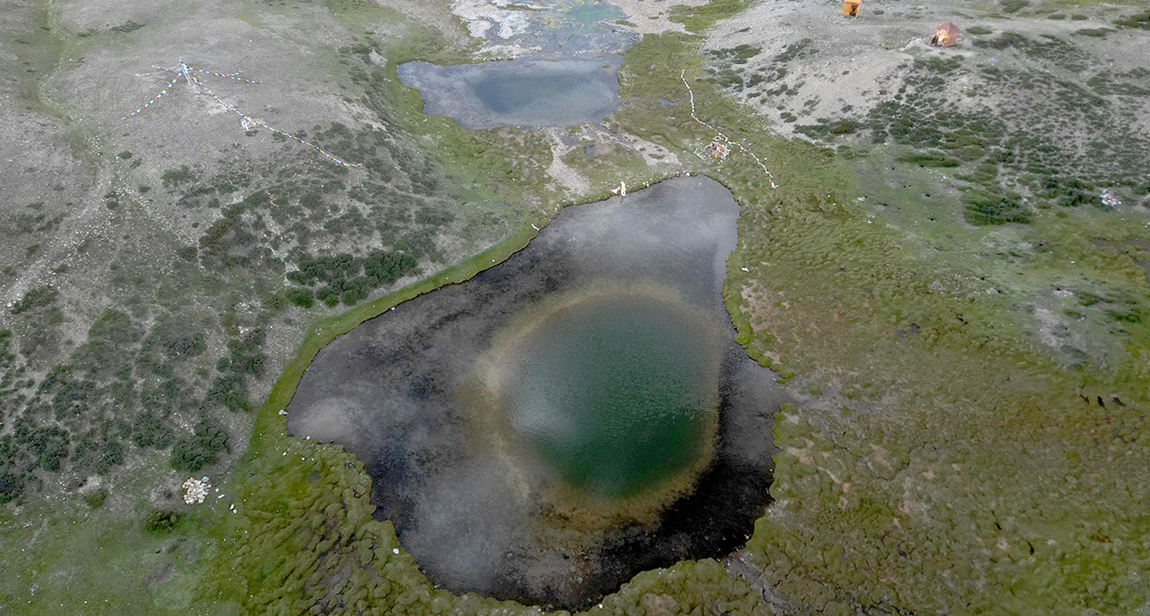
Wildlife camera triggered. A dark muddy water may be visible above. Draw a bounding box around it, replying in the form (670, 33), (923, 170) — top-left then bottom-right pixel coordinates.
(286, 176), (787, 610)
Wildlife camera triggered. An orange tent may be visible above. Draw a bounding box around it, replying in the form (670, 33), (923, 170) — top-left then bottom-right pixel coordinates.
(933, 22), (959, 47)
(842, 0), (861, 17)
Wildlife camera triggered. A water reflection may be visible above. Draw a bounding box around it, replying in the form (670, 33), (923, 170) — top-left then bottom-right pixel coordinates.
(398, 57), (622, 129)
(501, 291), (718, 498)
(400, 0), (635, 129)
(286, 177), (787, 609)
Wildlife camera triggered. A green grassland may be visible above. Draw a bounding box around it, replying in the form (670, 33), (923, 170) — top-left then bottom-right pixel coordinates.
(673, 19), (1150, 616)
(2, 0), (1149, 614)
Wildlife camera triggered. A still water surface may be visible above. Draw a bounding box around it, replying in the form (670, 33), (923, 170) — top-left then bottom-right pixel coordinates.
(507, 293), (715, 498)
(286, 177), (786, 609)
(398, 57), (622, 129)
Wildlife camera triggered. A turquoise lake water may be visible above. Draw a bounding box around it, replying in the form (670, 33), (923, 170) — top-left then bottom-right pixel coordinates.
(506, 293), (715, 497)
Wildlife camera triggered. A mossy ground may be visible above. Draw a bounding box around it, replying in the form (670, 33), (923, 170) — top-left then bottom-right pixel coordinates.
(685, 12), (1150, 613)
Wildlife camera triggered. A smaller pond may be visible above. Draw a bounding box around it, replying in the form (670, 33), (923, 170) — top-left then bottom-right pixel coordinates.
(398, 56), (622, 129)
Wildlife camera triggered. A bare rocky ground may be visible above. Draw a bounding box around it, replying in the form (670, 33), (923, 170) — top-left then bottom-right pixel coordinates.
(707, 0), (1150, 140)
(0, 0), (518, 519)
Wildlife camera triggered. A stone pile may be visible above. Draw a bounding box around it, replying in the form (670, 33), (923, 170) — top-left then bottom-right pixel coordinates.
(182, 477), (210, 504)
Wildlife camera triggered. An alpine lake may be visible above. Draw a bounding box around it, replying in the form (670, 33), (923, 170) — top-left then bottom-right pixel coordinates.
(397, 57), (623, 129)
(287, 177), (788, 609)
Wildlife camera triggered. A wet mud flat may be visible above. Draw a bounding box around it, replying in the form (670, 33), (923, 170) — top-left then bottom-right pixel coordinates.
(397, 56), (623, 129)
(286, 176), (788, 610)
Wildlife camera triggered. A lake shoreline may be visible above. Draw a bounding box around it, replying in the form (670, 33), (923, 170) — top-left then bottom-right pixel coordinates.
(284, 176), (787, 610)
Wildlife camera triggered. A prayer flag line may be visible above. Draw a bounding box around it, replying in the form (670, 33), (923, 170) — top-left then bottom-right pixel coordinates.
(680, 70), (777, 190)
(126, 61), (362, 168)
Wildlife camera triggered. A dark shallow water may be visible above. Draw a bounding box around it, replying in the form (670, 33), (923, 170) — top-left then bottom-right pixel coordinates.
(286, 176), (788, 610)
(397, 56), (622, 129)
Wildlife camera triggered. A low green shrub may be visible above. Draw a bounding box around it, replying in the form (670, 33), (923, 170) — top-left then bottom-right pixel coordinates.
(143, 509), (183, 534)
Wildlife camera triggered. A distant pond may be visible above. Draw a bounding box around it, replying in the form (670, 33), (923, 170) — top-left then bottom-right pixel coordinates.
(286, 176), (787, 610)
(397, 56), (623, 129)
